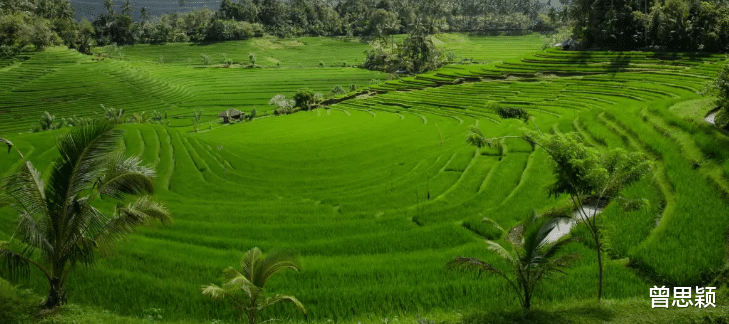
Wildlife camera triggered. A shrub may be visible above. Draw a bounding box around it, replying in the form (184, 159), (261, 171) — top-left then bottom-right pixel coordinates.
(205, 19), (255, 42)
(715, 64), (729, 128)
(495, 106), (529, 122)
(293, 88), (316, 111)
(269, 94), (295, 115)
(201, 53), (211, 65)
(332, 85), (346, 96)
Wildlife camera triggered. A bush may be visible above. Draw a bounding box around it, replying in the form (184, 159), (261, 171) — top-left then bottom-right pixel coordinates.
(293, 88), (316, 110)
(332, 85), (346, 95)
(716, 64), (729, 128)
(201, 53), (211, 65)
(269, 94), (295, 115)
(0, 279), (37, 324)
(495, 106), (530, 122)
(205, 19), (255, 42)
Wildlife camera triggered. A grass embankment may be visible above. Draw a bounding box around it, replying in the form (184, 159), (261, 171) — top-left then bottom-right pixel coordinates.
(3, 278), (729, 324)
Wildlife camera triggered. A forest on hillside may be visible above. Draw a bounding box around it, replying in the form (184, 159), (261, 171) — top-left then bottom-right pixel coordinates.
(2, 0), (729, 53)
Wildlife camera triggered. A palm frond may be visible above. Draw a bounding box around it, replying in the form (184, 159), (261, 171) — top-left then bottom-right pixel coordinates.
(96, 196), (170, 246)
(260, 294), (306, 315)
(45, 123), (120, 224)
(221, 267), (257, 298)
(485, 240), (514, 263)
(446, 256), (504, 277)
(0, 244), (50, 282)
(481, 217), (505, 234)
(3, 160), (47, 217)
(97, 152), (155, 199)
(0, 245), (30, 281)
(0, 138), (13, 154)
(201, 284), (227, 300)
(63, 201), (106, 257)
(16, 211), (52, 254)
(540, 235), (576, 262)
(242, 247), (263, 283)
(257, 251), (300, 287)
(65, 236), (97, 269)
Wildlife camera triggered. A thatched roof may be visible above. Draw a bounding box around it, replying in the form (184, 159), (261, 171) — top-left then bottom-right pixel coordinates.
(218, 109), (244, 118)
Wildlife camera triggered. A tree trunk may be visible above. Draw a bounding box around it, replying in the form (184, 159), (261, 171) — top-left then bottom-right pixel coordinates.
(596, 238), (603, 301)
(523, 290), (531, 309)
(43, 277), (67, 308)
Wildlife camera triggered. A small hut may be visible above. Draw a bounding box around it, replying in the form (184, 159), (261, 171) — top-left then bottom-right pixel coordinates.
(218, 109), (245, 123)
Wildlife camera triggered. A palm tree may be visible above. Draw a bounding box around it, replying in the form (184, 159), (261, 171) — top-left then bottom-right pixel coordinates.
(201, 247), (306, 324)
(448, 213), (577, 310)
(0, 123), (171, 308)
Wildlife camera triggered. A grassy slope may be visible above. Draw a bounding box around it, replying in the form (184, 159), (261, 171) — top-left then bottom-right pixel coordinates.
(3, 279), (729, 324)
(2, 34), (729, 323)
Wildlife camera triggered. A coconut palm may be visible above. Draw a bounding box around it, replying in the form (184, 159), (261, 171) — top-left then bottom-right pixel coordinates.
(201, 247), (306, 324)
(0, 122), (171, 308)
(448, 213), (577, 310)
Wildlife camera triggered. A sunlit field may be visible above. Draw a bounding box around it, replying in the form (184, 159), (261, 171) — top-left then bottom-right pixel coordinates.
(1, 34), (729, 323)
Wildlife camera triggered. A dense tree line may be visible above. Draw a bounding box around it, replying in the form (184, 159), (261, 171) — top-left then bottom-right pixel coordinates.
(1, 0), (93, 55)
(1, 0), (558, 55)
(4, 0), (729, 60)
(563, 0), (729, 51)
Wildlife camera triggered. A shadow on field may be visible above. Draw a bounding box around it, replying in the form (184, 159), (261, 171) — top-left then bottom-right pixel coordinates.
(607, 52), (630, 75)
(462, 304), (614, 324)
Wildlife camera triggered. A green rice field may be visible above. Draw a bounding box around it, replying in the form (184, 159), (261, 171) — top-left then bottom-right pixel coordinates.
(1, 34), (729, 323)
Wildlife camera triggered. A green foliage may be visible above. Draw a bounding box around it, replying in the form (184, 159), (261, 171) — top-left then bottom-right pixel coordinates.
(531, 131), (652, 300)
(448, 213), (578, 309)
(465, 124), (486, 148)
(715, 64), (729, 128)
(0, 278), (36, 324)
(201, 247), (306, 324)
(99, 104), (125, 124)
(293, 88), (316, 111)
(331, 85), (346, 96)
(363, 25), (445, 74)
(269, 94), (295, 115)
(533, 132), (651, 201)
(35, 111), (61, 132)
(201, 54), (211, 65)
(495, 107), (530, 122)
(204, 20), (257, 42)
(0, 124), (171, 308)
(570, 0), (729, 51)
(2, 37), (729, 323)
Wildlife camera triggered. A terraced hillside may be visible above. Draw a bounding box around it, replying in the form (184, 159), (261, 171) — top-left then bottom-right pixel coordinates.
(1, 36), (728, 323)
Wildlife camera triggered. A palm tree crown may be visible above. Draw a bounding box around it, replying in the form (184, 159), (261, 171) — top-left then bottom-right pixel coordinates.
(0, 122), (171, 308)
(202, 247), (306, 324)
(448, 213), (577, 309)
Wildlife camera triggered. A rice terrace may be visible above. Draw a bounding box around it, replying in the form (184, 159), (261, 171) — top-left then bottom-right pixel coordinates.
(2, 0), (729, 323)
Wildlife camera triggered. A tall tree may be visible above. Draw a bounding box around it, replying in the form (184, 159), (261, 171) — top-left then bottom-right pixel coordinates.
(140, 6), (150, 24)
(530, 132), (651, 300)
(0, 123), (171, 308)
(201, 247), (306, 324)
(103, 0), (115, 17)
(121, 0), (133, 16)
